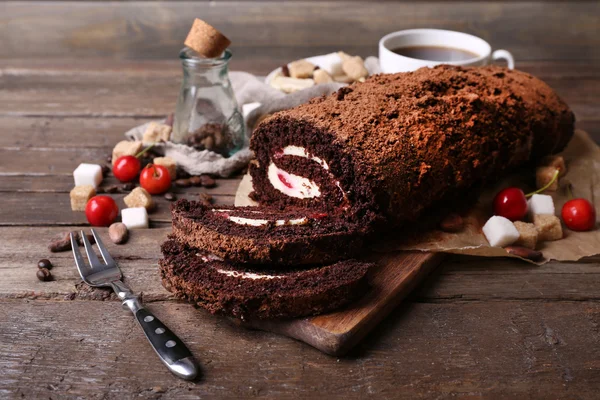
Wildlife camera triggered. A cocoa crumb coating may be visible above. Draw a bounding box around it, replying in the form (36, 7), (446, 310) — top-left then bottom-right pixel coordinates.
(250, 65), (574, 225)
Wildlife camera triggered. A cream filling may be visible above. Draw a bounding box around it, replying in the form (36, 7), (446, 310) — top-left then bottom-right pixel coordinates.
(215, 269), (283, 280)
(211, 210), (309, 227)
(196, 253), (224, 262)
(269, 147), (350, 206)
(228, 216), (269, 226)
(282, 145), (329, 170)
(267, 162), (321, 199)
(195, 252), (283, 280)
(227, 216), (309, 227)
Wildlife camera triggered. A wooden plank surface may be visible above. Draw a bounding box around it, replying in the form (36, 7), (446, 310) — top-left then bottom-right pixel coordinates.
(2, 1), (600, 396)
(2, 299), (600, 399)
(242, 252), (444, 355)
(2, 1), (599, 62)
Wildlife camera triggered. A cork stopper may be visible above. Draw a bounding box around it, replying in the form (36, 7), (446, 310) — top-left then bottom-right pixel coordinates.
(184, 19), (231, 58)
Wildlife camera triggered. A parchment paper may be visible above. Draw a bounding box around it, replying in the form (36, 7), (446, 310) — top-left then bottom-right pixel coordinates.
(235, 130), (600, 264)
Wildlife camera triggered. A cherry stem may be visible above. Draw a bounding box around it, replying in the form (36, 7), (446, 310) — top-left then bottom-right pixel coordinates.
(146, 164), (160, 178)
(525, 170), (559, 198)
(566, 183), (574, 200)
(135, 143), (155, 159)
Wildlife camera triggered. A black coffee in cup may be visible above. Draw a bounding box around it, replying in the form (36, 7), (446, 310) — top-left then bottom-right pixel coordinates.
(391, 46), (479, 62)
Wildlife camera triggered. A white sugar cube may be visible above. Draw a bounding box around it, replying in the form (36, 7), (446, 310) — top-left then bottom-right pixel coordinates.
(121, 207), (149, 229)
(73, 163), (103, 188)
(482, 216), (520, 247)
(528, 194), (555, 216)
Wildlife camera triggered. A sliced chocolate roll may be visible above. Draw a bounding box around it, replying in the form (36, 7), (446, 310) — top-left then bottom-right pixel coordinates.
(171, 199), (367, 265)
(250, 65), (575, 226)
(159, 239), (372, 320)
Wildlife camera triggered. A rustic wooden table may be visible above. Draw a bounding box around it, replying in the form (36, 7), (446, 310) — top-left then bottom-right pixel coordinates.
(1, 1), (599, 398)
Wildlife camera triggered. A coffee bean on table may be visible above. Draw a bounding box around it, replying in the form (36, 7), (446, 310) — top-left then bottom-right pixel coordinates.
(121, 182), (135, 192)
(176, 170), (190, 180)
(96, 187), (106, 194)
(175, 179), (192, 188)
(189, 176), (202, 187)
(36, 268), (52, 282)
(106, 185), (119, 193)
(48, 231), (95, 253)
(164, 192), (177, 201)
(38, 259), (52, 270)
(200, 175), (216, 188)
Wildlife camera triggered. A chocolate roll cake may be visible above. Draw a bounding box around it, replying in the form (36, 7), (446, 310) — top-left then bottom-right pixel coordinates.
(171, 199), (366, 265)
(160, 240), (372, 320)
(250, 65), (574, 225)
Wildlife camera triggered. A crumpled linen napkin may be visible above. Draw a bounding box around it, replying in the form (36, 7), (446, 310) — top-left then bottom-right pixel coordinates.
(125, 55), (381, 177)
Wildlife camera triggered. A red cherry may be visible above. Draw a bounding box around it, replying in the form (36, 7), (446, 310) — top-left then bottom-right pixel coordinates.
(85, 195), (119, 227)
(493, 187), (528, 221)
(561, 198), (596, 231)
(112, 155), (141, 182)
(140, 164), (171, 194)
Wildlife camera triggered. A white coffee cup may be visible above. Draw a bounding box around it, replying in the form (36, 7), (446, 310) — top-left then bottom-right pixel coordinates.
(379, 29), (514, 73)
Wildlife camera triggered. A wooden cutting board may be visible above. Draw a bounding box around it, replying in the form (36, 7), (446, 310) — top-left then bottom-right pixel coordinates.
(239, 251), (444, 356)
(234, 174), (444, 355)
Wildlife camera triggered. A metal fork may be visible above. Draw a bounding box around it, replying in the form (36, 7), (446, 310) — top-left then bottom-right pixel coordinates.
(71, 229), (199, 380)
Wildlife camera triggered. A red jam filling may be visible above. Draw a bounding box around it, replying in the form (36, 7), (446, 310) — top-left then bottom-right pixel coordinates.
(277, 173), (294, 189)
(310, 212), (328, 220)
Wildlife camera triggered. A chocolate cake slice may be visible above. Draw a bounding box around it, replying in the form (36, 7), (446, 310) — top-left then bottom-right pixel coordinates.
(171, 199), (367, 265)
(250, 65), (575, 226)
(159, 239), (372, 320)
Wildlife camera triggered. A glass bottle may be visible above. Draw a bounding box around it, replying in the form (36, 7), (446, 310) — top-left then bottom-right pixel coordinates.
(172, 47), (245, 157)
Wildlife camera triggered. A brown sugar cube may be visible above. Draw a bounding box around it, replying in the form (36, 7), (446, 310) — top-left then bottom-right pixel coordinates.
(112, 140), (142, 165)
(124, 187), (154, 211)
(536, 166), (559, 191)
(342, 56), (369, 81)
(541, 155), (566, 177)
(70, 185), (96, 211)
(143, 122), (172, 144)
(313, 69), (334, 84)
(513, 221), (539, 249)
(533, 214), (563, 241)
(153, 157), (177, 181)
(184, 19), (231, 58)
(288, 60), (316, 79)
